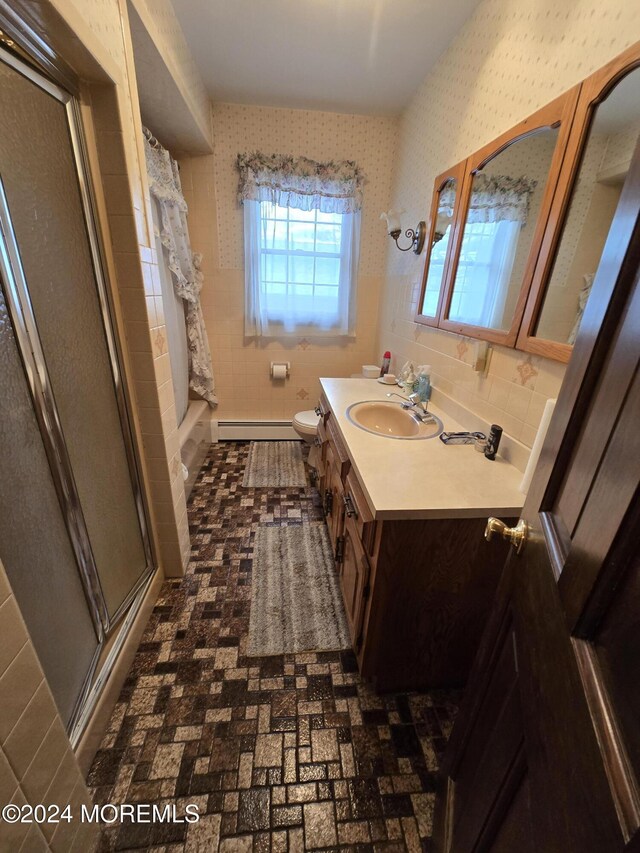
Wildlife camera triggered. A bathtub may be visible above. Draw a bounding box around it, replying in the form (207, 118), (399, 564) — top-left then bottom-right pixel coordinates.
(178, 400), (213, 498)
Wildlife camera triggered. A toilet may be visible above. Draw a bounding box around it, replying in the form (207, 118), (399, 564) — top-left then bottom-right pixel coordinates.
(293, 409), (321, 468)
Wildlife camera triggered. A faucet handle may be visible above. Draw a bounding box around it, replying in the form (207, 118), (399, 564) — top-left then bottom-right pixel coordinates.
(408, 392), (428, 412)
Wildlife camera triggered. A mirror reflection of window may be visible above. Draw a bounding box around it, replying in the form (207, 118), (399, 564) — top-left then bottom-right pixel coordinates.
(420, 177), (457, 317)
(535, 70), (640, 344)
(450, 127), (559, 331)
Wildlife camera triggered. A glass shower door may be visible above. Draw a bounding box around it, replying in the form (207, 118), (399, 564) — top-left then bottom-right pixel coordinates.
(0, 47), (154, 728)
(0, 57), (150, 623)
(0, 284), (99, 726)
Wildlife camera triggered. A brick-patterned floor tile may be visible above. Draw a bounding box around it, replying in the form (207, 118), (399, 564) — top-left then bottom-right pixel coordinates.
(89, 442), (460, 851)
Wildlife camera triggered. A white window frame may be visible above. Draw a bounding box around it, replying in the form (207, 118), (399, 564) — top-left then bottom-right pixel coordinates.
(243, 200), (360, 338)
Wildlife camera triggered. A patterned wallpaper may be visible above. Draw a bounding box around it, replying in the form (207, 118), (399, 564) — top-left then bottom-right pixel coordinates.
(212, 103), (398, 276)
(376, 0), (640, 448)
(180, 103), (399, 421)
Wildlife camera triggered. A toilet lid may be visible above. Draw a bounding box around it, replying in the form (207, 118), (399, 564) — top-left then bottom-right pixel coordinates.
(294, 410), (320, 429)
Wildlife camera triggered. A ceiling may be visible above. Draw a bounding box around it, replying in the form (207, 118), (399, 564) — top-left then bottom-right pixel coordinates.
(170, 0), (482, 116)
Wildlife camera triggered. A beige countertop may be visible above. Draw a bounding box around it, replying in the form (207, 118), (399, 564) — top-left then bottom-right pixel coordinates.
(320, 378), (525, 521)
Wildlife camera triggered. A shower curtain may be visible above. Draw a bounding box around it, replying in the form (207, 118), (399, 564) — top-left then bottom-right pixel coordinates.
(144, 134), (217, 421)
(150, 198), (190, 424)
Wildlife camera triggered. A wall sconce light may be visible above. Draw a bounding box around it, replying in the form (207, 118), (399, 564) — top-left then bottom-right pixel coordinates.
(380, 209), (426, 255)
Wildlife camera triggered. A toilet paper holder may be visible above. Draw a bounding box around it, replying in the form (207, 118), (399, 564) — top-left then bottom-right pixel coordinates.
(270, 361), (290, 379)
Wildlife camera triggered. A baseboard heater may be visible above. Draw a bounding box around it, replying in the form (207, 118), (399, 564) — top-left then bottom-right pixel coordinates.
(217, 419), (297, 440)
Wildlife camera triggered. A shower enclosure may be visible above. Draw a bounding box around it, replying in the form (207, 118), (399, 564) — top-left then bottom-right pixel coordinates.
(0, 47), (154, 738)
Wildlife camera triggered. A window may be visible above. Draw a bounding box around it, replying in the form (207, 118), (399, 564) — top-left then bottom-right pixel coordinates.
(449, 219), (519, 329)
(244, 200), (359, 337)
(421, 225), (451, 316)
(237, 152), (364, 339)
(259, 202), (345, 323)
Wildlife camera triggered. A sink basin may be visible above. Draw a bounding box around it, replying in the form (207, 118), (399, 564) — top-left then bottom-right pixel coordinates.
(346, 401), (442, 440)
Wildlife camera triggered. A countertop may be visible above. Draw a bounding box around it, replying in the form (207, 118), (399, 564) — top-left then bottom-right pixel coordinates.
(320, 378), (525, 521)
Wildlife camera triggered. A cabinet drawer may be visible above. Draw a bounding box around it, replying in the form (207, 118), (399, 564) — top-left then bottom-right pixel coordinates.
(343, 469), (375, 551)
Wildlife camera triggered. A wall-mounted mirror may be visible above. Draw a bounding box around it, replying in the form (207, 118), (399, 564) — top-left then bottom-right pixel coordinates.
(449, 129), (557, 332)
(518, 55), (640, 360)
(416, 163), (465, 326)
(435, 90), (579, 346)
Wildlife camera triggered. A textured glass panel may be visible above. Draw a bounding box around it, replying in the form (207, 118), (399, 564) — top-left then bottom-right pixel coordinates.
(0, 287), (98, 725)
(0, 62), (147, 618)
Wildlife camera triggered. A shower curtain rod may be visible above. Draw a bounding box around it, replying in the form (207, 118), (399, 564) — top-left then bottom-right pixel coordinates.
(142, 125), (162, 149)
(142, 127), (179, 169)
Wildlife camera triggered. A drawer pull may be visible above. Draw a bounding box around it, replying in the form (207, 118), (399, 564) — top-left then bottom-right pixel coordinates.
(324, 489), (333, 516)
(343, 493), (358, 519)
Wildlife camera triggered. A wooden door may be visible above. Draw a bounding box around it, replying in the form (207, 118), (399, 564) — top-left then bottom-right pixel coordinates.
(435, 140), (640, 852)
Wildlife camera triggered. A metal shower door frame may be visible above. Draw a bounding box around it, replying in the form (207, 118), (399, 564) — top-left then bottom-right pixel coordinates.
(0, 45), (156, 735)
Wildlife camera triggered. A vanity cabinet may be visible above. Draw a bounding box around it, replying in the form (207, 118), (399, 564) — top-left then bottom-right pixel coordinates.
(317, 391), (515, 692)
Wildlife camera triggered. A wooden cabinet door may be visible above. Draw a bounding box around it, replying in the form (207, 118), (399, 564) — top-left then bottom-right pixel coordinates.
(324, 459), (345, 560)
(340, 515), (371, 650)
(435, 133), (640, 852)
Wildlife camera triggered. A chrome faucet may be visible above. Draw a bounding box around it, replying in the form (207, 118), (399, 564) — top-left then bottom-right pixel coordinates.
(386, 391), (434, 423)
(386, 391), (413, 408)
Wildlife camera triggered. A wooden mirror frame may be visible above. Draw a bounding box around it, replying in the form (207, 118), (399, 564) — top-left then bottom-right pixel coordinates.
(435, 88), (580, 347)
(415, 161), (467, 328)
(517, 41), (640, 362)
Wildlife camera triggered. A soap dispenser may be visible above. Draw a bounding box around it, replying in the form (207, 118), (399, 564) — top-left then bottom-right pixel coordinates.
(417, 373), (431, 403)
(416, 365), (432, 403)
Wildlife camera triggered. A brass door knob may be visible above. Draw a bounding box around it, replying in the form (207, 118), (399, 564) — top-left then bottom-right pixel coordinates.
(485, 517), (528, 554)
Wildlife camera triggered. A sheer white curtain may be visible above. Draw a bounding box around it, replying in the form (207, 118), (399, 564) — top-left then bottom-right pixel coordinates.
(238, 153), (365, 338)
(144, 134), (217, 407)
(452, 174), (536, 329)
(243, 201), (360, 337)
(476, 220), (519, 328)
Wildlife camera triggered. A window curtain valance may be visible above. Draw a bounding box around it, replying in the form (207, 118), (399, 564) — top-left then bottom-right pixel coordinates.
(466, 175), (538, 225)
(438, 182), (457, 220)
(236, 152), (366, 214)
(144, 136), (217, 407)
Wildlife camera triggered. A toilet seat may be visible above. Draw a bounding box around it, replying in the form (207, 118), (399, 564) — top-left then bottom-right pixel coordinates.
(293, 409), (320, 436)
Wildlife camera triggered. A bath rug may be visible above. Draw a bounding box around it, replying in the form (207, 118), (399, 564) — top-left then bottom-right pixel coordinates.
(248, 525), (351, 655)
(242, 441), (307, 488)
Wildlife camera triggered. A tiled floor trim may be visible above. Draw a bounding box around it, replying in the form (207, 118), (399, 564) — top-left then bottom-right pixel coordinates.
(89, 442), (460, 852)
